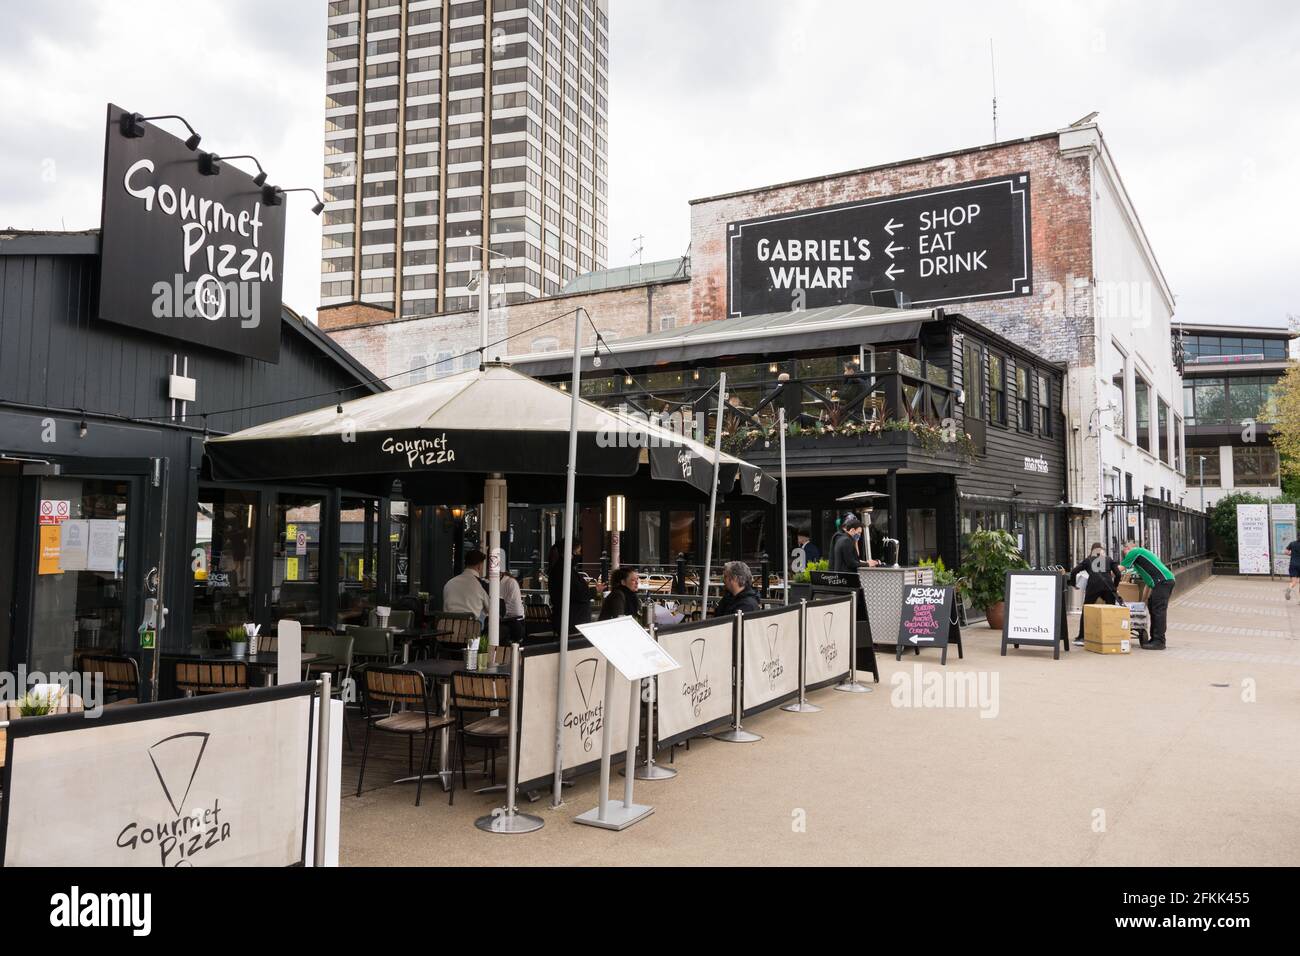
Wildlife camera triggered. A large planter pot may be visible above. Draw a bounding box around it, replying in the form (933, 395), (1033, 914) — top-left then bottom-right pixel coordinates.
(984, 602), (1006, 630)
(788, 583), (814, 604)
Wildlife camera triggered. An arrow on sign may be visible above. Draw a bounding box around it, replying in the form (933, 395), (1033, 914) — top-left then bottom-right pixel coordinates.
(884, 217), (903, 236)
(885, 241), (906, 259)
(908, 635), (935, 644)
(885, 264), (905, 281)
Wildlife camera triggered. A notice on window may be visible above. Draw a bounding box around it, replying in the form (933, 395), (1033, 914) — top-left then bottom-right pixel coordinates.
(86, 520), (119, 572)
(286, 557), (299, 581)
(60, 520), (90, 571)
(39, 526), (62, 574)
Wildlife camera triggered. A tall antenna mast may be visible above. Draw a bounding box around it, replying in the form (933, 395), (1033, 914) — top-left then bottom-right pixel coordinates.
(989, 38), (998, 142)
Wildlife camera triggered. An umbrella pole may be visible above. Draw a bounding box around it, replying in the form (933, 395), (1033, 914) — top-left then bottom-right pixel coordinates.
(701, 372), (727, 609)
(779, 407), (790, 605)
(553, 308), (584, 808)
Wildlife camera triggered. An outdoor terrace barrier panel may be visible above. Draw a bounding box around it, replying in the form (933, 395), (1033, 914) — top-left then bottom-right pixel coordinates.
(653, 616), (736, 747)
(515, 637), (632, 793)
(740, 605), (803, 716)
(1, 681), (328, 867)
(802, 595), (854, 690)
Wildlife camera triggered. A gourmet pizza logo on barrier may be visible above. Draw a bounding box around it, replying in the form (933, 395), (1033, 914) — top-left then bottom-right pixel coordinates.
(563, 657), (603, 752)
(681, 637), (711, 718)
(115, 732), (233, 867)
(380, 433), (456, 468)
(761, 622), (785, 689)
(818, 611), (839, 669)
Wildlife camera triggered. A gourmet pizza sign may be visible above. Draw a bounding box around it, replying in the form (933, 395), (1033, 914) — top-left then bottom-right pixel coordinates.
(98, 103), (286, 363)
(726, 174), (1032, 317)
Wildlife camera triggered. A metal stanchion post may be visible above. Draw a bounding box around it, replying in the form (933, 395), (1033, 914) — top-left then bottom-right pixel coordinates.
(476, 643), (544, 833)
(313, 673), (331, 866)
(623, 606), (677, 779)
(712, 610), (762, 742)
(782, 598), (821, 713)
(835, 593), (872, 693)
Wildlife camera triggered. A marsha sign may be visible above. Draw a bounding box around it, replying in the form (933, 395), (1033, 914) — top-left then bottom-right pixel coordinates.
(98, 103), (286, 363)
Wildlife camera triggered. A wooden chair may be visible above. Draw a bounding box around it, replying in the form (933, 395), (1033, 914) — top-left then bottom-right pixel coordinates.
(356, 667), (455, 806)
(450, 671), (512, 793)
(79, 654), (140, 706)
(431, 611), (482, 659)
(257, 634), (280, 654)
(175, 660), (249, 695)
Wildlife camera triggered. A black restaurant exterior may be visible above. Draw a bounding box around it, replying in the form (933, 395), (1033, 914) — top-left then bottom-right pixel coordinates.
(0, 106), (401, 696)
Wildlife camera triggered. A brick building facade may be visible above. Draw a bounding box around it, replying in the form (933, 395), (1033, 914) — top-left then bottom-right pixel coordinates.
(326, 122), (1186, 559)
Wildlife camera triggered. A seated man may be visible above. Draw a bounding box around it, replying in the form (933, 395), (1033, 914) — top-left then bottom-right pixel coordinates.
(713, 561), (761, 616)
(443, 549), (490, 625)
(599, 567), (641, 621)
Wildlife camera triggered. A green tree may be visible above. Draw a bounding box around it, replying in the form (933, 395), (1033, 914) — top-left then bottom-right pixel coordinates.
(1267, 364), (1300, 480)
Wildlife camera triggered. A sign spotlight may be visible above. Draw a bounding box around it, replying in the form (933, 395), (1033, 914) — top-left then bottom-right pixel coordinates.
(118, 112), (202, 150)
(216, 154), (268, 186)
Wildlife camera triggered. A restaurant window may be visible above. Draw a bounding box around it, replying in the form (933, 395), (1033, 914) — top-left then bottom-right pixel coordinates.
(905, 508), (938, 564)
(339, 497), (379, 625)
(1015, 365), (1032, 431)
(30, 477), (129, 673)
(638, 510), (662, 565)
(668, 510), (695, 562)
(1187, 448), (1221, 486)
(962, 340), (984, 420)
(1135, 377), (1151, 453)
(1157, 397), (1171, 463)
(739, 510), (768, 564)
(273, 494), (325, 625)
(711, 513), (733, 563)
(192, 488), (258, 637)
(1232, 446), (1280, 486)
(988, 353), (1007, 425)
(786, 509), (813, 567)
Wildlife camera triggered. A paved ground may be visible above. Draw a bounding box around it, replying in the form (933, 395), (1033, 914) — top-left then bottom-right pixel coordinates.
(340, 574), (1300, 866)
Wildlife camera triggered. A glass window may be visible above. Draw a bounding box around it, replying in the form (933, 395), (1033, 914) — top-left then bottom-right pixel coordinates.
(668, 510), (695, 561)
(1192, 378), (1226, 425)
(739, 511), (768, 564)
(1233, 446), (1279, 486)
(1135, 377), (1151, 453)
(1187, 448), (1221, 486)
(1157, 397), (1170, 463)
(1037, 373), (1052, 436)
(638, 510), (662, 565)
(963, 341), (984, 420)
(711, 512), (733, 563)
(1111, 343), (1128, 439)
(906, 508), (938, 564)
(988, 353), (1006, 425)
(192, 489), (258, 640)
(31, 477), (130, 672)
(274, 495), (325, 625)
(1015, 365), (1031, 431)
(339, 497), (379, 625)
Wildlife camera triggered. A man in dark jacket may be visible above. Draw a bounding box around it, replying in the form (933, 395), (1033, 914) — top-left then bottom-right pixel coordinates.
(548, 539), (604, 634)
(599, 567), (642, 621)
(713, 561), (761, 617)
(828, 516), (880, 573)
(1068, 542), (1122, 646)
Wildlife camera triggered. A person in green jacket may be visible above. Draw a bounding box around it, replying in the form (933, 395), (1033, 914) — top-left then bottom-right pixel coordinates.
(1120, 542), (1176, 650)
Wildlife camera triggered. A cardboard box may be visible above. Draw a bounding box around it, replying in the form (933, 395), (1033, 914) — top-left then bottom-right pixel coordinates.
(1085, 637), (1132, 654)
(1117, 581), (1144, 603)
(1084, 603), (1131, 644)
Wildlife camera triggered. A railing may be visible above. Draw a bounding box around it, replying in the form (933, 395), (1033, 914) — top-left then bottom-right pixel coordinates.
(511, 553), (788, 597)
(1101, 497), (1209, 568)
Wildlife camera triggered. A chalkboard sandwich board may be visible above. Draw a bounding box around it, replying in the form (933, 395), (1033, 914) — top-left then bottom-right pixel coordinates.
(999, 570), (1066, 659)
(896, 585), (954, 664)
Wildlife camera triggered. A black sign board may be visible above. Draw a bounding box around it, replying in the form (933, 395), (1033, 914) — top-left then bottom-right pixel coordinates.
(726, 173), (1031, 317)
(98, 103), (285, 363)
(896, 585), (955, 664)
(999, 570), (1067, 659)
(809, 569), (859, 589)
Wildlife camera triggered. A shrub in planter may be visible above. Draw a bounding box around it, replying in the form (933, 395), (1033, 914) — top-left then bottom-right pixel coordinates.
(956, 530), (1028, 628)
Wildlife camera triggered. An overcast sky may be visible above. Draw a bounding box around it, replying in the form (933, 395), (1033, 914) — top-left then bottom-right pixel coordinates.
(2, 0), (1296, 327)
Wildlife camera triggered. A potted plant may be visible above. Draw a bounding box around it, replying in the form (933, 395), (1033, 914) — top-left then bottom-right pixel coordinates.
(956, 529), (1028, 629)
(226, 625), (249, 660)
(17, 686), (64, 717)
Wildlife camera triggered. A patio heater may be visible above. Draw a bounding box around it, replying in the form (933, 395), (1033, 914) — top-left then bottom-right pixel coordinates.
(484, 475), (507, 646)
(605, 494), (626, 572)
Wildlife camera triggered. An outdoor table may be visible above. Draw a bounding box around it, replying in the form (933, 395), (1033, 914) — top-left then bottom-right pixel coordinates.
(161, 650), (332, 686)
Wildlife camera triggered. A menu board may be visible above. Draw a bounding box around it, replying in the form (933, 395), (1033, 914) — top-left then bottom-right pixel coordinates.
(895, 586), (954, 663)
(1000, 570), (1063, 659)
